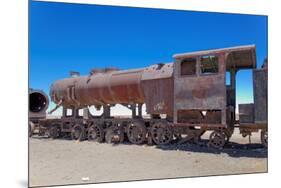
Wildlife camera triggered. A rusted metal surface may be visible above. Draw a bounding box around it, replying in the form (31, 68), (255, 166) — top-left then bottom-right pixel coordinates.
(226, 86), (235, 106)
(51, 63), (175, 116)
(253, 63), (268, 124)
(141, 78), (173, 116)
(239, 104), (254, 123)
(172, 45), (256, 128)
(177, 110), (222, 124)
(173, 53), (227, 126)
(141, 63), (173, 80)
(50, 68), (145, 107)
(141, 63), (174, 115)
(173, 123), (226, 129)
(239, 123), (267, 130)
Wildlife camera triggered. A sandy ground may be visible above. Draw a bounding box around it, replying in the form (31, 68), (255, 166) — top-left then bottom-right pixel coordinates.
(29, 129), (267, 187)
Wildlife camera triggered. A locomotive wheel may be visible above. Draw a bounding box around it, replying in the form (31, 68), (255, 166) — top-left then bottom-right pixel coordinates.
(261, 129), (268, 148)
(127, 121), (147, 144)
(105, 127), (124, 144)
(208, 130), (226, 149)
(88, 124), (104, 143)
(151, 122), (173, 145)
(71, 124), (85, 141)
(49, 125), (60, 139)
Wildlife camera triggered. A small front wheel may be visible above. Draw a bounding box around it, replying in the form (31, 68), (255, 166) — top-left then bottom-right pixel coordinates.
(208, 130), (226, 149)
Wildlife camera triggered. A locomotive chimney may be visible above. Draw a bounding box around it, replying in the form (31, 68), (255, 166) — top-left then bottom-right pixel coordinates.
(70, 71), (80, 77)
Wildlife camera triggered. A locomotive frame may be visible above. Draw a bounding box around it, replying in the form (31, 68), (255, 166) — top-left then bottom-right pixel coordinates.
(29, 45), (268, 149)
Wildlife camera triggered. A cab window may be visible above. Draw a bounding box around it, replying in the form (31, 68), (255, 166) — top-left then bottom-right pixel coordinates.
(180, 58), (197, 76)
(200, 55), (219, 75)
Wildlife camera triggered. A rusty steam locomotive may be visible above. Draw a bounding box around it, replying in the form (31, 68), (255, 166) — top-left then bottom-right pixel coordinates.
(29, 45), (268, 149)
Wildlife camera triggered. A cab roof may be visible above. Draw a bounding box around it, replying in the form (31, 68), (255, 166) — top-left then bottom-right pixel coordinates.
(173, 45), (257, 70)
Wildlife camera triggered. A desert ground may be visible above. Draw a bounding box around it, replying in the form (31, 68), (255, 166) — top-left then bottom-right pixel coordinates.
(29, 128), (267, 187)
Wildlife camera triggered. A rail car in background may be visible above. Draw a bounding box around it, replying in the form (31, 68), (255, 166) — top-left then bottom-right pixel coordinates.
(28, 45), (268, 149)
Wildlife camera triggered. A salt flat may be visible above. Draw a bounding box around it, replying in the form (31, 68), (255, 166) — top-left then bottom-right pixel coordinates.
(29, 129), (267, 187)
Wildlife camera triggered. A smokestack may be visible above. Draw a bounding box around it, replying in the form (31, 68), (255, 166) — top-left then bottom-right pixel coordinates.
(70, 71), (80, 77)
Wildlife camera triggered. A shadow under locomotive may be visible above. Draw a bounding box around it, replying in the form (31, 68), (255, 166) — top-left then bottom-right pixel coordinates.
(156, 140), (267, 158)
(30, 135), (267, 158)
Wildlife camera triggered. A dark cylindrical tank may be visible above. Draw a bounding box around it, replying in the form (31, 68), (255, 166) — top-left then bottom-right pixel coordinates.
(50, 68), (145, 107)
(29, 89), (49, 119)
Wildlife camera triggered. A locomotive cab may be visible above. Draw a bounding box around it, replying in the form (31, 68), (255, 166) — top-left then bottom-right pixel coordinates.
(172, 45), (257, 144)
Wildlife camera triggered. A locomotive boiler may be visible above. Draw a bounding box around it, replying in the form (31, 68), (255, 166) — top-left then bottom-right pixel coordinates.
(50, 63), (174, 116)
(30, 45), (268, 149)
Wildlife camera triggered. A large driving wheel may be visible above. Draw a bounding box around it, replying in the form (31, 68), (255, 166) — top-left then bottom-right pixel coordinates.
(105, 126), (124, 144)
(261, 129), (268, 148)
(208, 130), (226, 149)
(71, 124), (85, 141)
(49, 124), (60, 139)
(151, 122), (173, 145)
(127, 121), (147, 144)
(88, 124), (104, 143)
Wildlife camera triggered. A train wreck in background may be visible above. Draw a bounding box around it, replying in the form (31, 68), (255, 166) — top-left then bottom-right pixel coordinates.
(28, 45), (268, 149)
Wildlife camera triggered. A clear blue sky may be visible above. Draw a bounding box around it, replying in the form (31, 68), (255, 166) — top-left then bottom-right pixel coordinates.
(29, 1), (267, 108)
